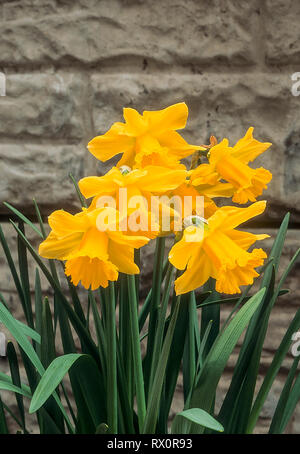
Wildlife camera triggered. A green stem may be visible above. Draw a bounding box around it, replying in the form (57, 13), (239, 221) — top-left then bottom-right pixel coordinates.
(106, 282), (118, 434)
(144, 237), (165, 392)
(148, 263), (174, 394)
(142, 295), (181, 434)
(127, 274), (146, 432)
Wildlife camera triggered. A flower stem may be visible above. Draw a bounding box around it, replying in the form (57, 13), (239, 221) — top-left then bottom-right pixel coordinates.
(106, 282), (118, 434)
(127, 274), (146, 432)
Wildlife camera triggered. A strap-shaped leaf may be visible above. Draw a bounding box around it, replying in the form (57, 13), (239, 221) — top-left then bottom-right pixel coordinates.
(172, 408), (224, 434)
(0, 380), (31, 398)
(29, 354), (83, 413)
(188, 288), (266, 433)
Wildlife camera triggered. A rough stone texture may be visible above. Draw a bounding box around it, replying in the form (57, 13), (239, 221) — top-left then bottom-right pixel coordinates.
(0, 144), (87, 214)
(0, 0), (299, 434)
(0, 1), (255, 67)
(0, 72), (86, 140)
(265, 0), (300, 65)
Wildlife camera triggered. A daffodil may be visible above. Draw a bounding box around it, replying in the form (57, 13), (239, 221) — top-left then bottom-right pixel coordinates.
(79, 165), (187, 238)
(168, 172), (237, 234)
(39, 207), (149, 290)
(87, 103), (204, 169)
(169, 201), (269, 295)
(190, 128), (272, 204)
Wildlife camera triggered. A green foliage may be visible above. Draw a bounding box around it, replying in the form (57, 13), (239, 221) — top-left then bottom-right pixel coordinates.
(0, 202), (299, 434)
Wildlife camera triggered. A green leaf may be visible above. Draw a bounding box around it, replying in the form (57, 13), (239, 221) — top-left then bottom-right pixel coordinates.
(172, 408), (224, 434)
(277, 372), (300, 433)
(0, 224), (26, 314)
(69, 173), (87, 208)
(219, 267), (276, 434)
(143, 296), (181, 434)
(0, 380), (31, 398)
(17, 220), (34, 327)
(33, 199), (47, 239)
(3, 202), (43, 238)
(16, 319), (41, 344)
(105, 283), (118, 434)
(162, 293), (190, 422)
(70, 355), (107, 434)
(9, 220), (99, 362)
(127, 275), (146, 432)
(188, 288), (266, 433)
(183, 292), (197, 403)
(7, 341), (27, 430)
(269, 354), (300, 433)
(29, 354), (83, 414)
(247, 304), (300, 432)
(246, 248), (300, 433)
(0, 395), (8, 434)
(0, 302), (44, 376)
(200, 279), (220, 361)
(144, 237), (165, 395)
(0, 301), (73, 432)
(41, 297), (56, 368)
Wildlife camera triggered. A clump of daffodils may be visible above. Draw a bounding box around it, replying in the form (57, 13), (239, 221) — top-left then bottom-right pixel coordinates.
(39, 103), (272, 295)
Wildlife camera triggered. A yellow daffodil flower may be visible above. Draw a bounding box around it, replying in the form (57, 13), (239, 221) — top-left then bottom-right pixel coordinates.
(169, 200), (269, 295)
(39, 207), (149, 290)
(87, 103), (204, 169)
(79, 165), (187, 238)
(190, 128), (272, 204)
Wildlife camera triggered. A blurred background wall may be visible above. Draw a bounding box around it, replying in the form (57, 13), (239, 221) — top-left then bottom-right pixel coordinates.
(0, 0), (299, 433)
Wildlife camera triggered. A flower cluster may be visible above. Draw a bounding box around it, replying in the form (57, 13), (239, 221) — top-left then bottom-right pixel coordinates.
(39, 103), (272, 294)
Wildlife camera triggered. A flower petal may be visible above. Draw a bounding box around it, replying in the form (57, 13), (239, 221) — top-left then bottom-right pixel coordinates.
(144, 102), (188, 134)
(75, 227), (109, 260)
(48, 210), (88, 237)
(65, 256), (118, 290)
(108, 241), (140, 274)
(208, 201), (267, 232)
(39, 231), (83, 260)
(231, 127), (272, 164)
(225, 229), (270, 250)
(174, 251), (212, 295)
(87, 127), (134, 162)
(136, 166), (187, 193)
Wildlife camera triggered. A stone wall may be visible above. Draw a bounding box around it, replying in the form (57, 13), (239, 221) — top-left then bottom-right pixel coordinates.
(0, 0), (300, 433)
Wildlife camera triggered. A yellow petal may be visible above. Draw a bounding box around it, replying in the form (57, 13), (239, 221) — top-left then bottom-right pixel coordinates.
(123, 107), (148, 136)
(39, 231), (83, 260)
(107, 229), (149, 249)
(75, 227), (109, 260)
(87, 127), (134, 162)
(158, 130), (204, 157)
(208, 201), (267, 232)
(169, 226), (203, 270)
(78, 168), (120, 199)
(231, 127), (272, 164)
(215, 248), (267, 294)
(48, 210), (88, 238)
(108, 241), (140, 274)
(144, 102), (188, 134)
(215, 154), (253, 188)
(232, 168), (272, 204)
(225, 230), (270, 250)
(174, 251), (212, 295)
(136, 166), (187, 193)
(65, 256), (118, 290)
